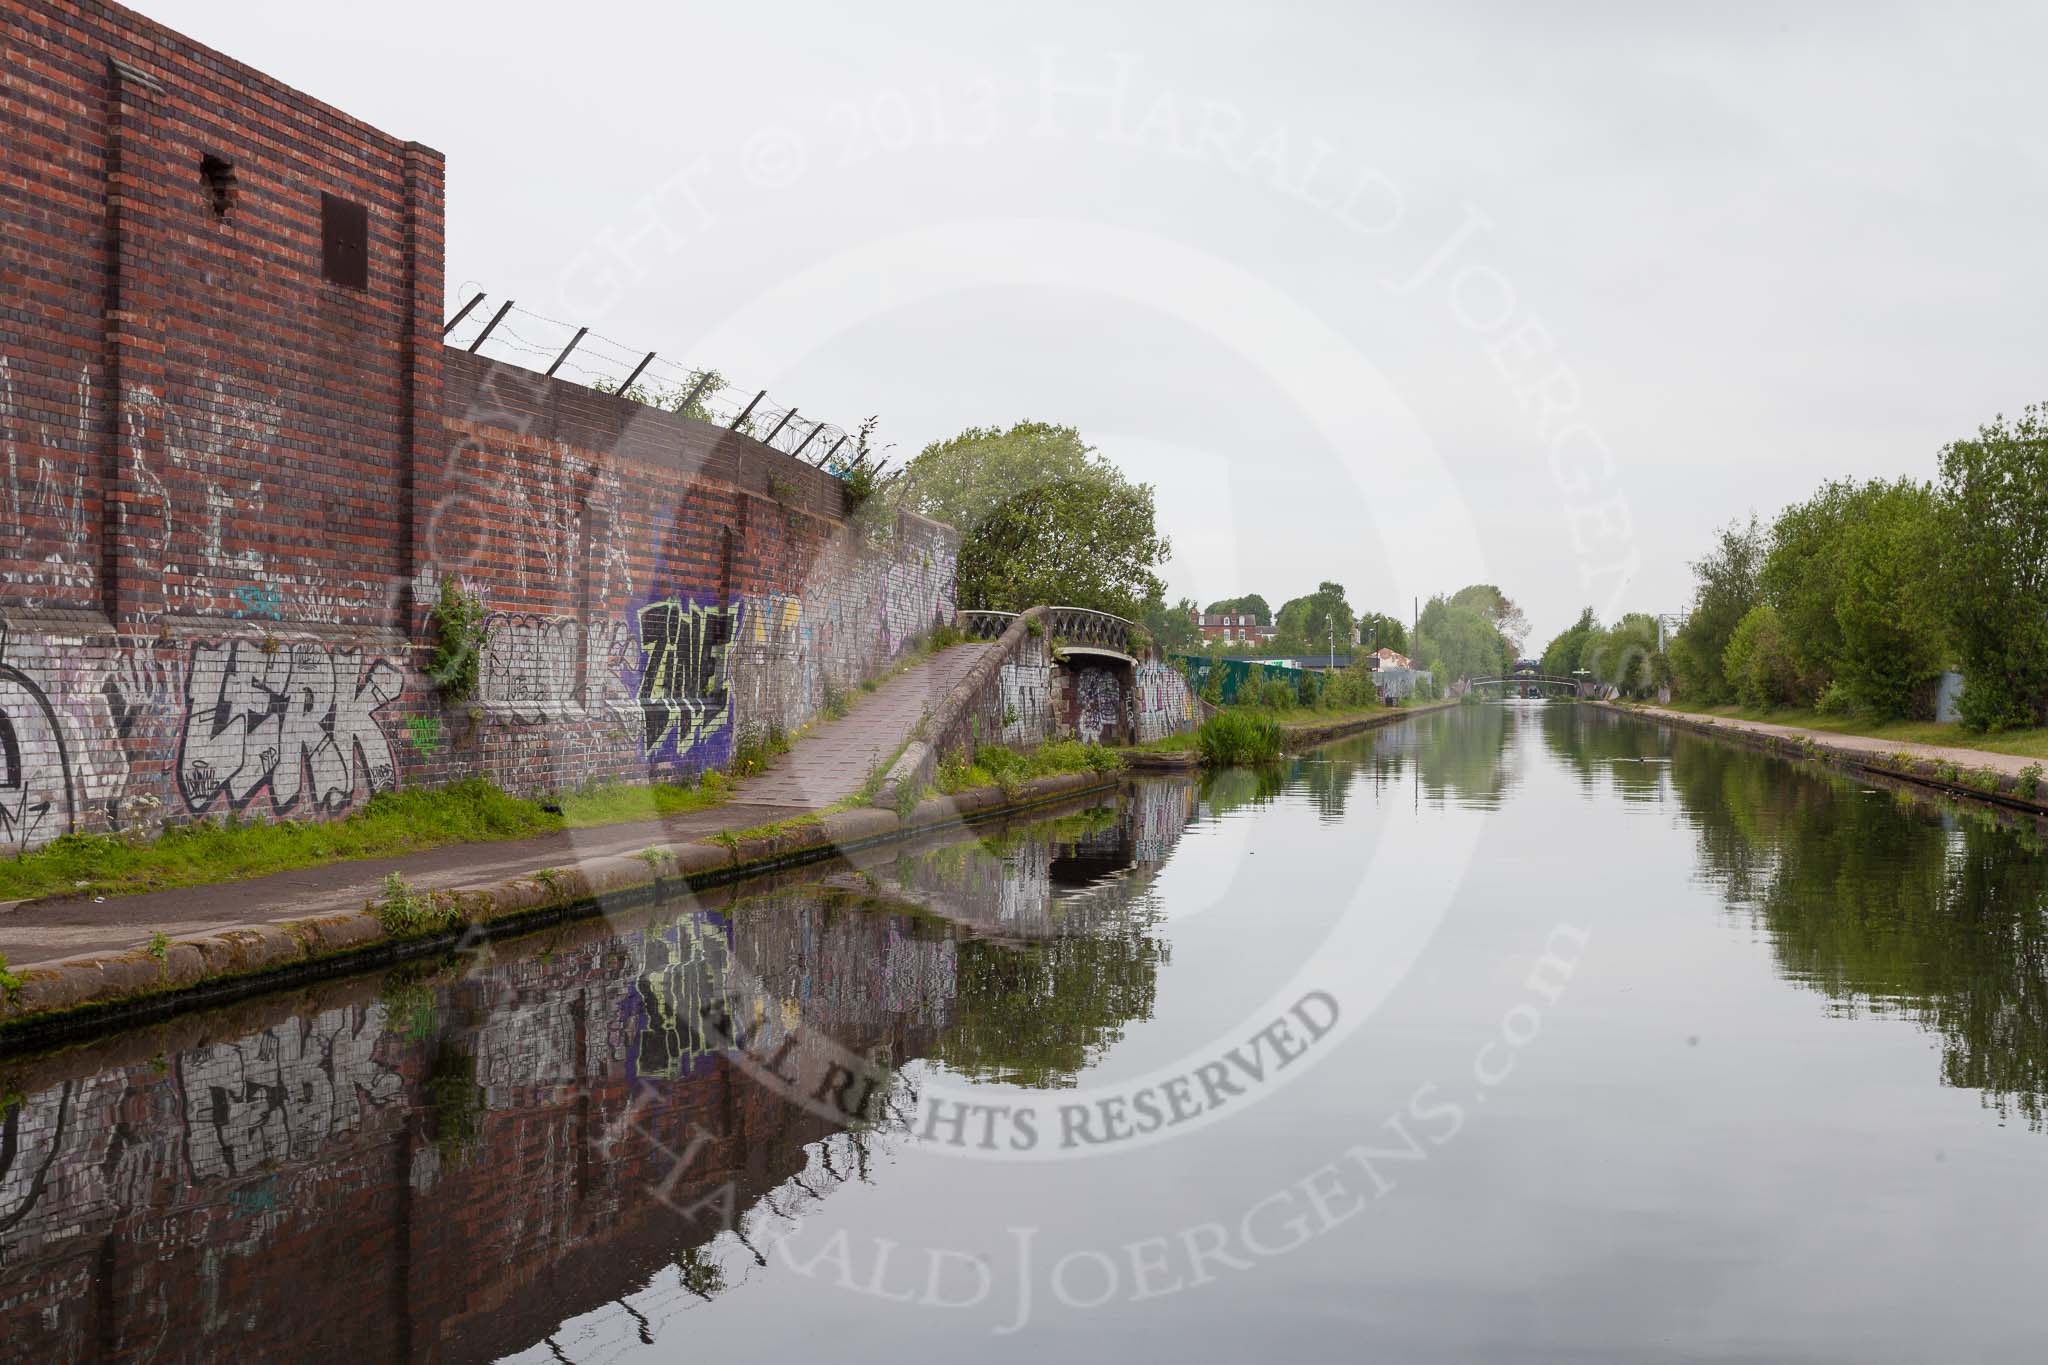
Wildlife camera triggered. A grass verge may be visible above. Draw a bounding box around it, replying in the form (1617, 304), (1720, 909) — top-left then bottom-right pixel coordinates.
(936, 740), (1121, 796)
(0, 775), (728, 904)
(1651, 701), (2048, 761)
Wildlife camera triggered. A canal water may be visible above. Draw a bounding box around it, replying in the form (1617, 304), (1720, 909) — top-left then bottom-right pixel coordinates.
(2, 703), (2045, 1361)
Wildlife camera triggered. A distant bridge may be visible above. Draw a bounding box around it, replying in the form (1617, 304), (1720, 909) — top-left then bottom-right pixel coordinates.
(1469, 673), (1586, 697)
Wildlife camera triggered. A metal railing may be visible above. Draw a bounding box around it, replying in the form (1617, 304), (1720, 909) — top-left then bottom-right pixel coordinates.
(959, 610), (1019, 641)
(442, 290), (867, 470)
(956, 606), (1148, 655)
(1043, 606), (1143, 655)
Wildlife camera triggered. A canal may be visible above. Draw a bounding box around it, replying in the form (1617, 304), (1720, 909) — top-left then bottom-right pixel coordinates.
(2, 703), (2044, 1361)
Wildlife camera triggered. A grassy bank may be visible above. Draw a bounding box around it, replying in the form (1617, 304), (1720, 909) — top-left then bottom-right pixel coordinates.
(936, 740), (1120, 795)
(1127, 699), (1426, 764)
(0, 777), (726, 904)
(1653, 701), (2048, 761)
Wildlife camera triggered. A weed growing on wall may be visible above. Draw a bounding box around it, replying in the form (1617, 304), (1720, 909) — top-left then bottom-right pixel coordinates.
(427, 578), (487, 704)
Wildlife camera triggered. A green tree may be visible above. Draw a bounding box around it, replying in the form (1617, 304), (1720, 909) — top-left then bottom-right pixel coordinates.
(1540, 607), (1599, 678)
(1417, 596), (1507, 684)
(897, 422), (1170, 617)
(1203, 594), (1272, 625)
(1936, 404), (2048, 730)
(1760, 481), (1857, 697)
(1356, 611), (1409, 656)
(1143, 595), (1203, 653)
(1582, 613), (1665, 697)
(1672, 515), (1764, 703)
(1449, 584), (1531, 654)
(1723, 604), (1799, 710)
(1273, 581), (1354, 659)
(1833, 480), (1945, 719)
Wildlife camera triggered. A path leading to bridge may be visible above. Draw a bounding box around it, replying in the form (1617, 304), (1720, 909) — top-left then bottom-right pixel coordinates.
(0, 643), (994, 971)
(734, 642), (992, 807)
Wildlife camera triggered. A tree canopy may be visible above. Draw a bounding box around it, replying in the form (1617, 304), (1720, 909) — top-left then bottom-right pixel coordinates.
(1203, 594), (1271, 624)
(1273, 581), (1355, 657)
(1540, 607), (1599, 678)
(896, 421), (1170, 618)
(1936, 404), (2048, 729)
(1448, 584), (1531, 654)
(1417, 592), (1510, 684)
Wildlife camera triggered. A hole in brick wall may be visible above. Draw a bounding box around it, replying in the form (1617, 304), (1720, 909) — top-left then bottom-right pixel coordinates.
(320, 191), (369, 290)
(200, 154), (237, 220)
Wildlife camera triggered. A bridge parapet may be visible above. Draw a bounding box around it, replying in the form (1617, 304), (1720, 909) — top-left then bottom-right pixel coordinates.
(1043, 606), (1143, 655)
(960, 610), (1020, 641)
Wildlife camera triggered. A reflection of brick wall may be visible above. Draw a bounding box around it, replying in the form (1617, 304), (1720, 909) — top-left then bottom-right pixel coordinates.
(0, 2), (957, 854)
(0, 892), (952, 1361)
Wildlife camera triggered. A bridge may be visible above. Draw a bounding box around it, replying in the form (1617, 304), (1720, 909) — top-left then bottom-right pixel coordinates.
(959, 606), (1146, 661)
(1469, 673), (1587, 698)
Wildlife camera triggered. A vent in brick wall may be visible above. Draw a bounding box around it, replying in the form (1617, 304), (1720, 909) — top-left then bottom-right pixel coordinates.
(200, 154), (237, 220)
(320, 191), (368, 289)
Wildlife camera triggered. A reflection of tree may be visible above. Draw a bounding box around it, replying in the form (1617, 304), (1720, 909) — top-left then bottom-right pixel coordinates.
(906, 798), (1181, 1089)
(1414, 702), (1512, 806)
(1538, 703), (1671, 801)
(1670, 729), (2048, 1128)
(933, 920), (1167, 1088)
(1199, 764), (1285, 816)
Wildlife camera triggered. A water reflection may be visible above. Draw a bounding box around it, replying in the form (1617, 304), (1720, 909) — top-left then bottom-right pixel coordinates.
(0, 787), (1197, 1363)
(7, 706), (2048, 1360)
(1546, 702), (2048, 1128)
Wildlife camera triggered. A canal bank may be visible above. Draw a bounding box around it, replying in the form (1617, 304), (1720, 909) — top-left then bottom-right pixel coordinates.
(1122, 698), (1460, 769)
(0, 771), (1118, 1045)
(1601, 701), (2048, 816)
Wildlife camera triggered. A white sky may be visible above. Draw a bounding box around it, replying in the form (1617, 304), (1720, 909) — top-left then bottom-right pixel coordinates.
(149, 0), (2048, 647)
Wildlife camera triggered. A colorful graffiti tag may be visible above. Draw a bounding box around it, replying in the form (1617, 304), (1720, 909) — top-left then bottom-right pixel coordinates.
(632, 597), (739, 765)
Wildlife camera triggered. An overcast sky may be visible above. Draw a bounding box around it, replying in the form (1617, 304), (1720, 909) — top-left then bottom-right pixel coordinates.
(153, 0), (2048, 647)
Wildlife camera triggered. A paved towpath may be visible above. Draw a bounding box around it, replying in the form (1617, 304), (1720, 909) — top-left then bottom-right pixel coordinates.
(733, 643), (990, 806)
(0, 644), (991, 969)
(1626, 704), (2040, 777)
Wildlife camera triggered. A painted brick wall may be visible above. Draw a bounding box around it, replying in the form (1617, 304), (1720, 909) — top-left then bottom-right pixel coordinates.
(0, 2), (957, 852)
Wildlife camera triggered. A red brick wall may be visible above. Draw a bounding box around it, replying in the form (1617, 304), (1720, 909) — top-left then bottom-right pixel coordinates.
(0, 1), (957, 850)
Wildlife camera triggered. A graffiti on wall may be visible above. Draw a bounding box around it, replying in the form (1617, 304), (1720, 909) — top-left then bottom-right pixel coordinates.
(476, 611), (637, 727)
(0, 356), (95, 604)
(999, 658), (1051, 747)
(0, 662), (75, 851)
(178, 640), (404, 816)
(633, 598), (739, 763)
(1133, 661), (1196, 744)
(1075, 667), (1124, 745)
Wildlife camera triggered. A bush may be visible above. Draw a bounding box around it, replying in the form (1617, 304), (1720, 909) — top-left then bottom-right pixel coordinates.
(1815, 681), (1852, 715)
(427, 578), (486, 703)
(1723, 604), (1799, 710)
(1251, 679), (1297, 710)
(1195, 710), (1283, 766)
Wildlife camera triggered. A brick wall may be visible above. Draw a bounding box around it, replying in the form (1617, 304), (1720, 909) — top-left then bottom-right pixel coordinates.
(0, 1), (957, 851)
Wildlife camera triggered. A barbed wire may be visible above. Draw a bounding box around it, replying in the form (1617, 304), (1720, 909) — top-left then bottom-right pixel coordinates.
(441, 290), (866, 473)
